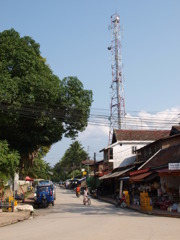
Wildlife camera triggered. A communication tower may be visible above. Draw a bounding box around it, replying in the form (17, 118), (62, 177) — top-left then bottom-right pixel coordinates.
(108, 13), (126, 144)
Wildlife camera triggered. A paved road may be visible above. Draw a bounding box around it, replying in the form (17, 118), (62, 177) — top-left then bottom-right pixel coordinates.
(1, 187), (180, 240)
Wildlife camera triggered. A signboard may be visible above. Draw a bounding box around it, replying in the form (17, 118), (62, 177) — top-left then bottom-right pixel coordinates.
(168, 163), (180, 170)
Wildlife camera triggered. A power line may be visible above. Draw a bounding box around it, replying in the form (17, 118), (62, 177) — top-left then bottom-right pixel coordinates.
(0, 102), (179, 129)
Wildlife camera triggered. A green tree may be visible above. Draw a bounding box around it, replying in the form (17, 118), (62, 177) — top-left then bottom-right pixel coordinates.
(86, 176), (100, 191)
(0, 29), (93, 176)
(53, 141), (88, 181)
(23, 146), (52, 180)
(27, 158), (52, 180)
(0, 140), (20, 184)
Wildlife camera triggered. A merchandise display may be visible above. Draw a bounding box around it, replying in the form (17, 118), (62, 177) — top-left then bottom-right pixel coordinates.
(123, 190), (130, 206)
(140, 192), (152, 211)
(124, 179), (180, 213)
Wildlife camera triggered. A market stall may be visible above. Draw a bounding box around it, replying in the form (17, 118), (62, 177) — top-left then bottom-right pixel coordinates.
(155, 168), (180, 212)
(126, 168), (180, 213)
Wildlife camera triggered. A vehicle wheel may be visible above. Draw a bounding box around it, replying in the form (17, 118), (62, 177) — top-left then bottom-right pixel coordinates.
(121, 202), (126, 208)
(115, 200), (119, 207)
(33, 203), (38, 209)
(42, 199), (47, 208)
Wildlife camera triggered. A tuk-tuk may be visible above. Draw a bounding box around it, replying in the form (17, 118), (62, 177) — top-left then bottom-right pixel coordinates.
(34, 184), (54, 208)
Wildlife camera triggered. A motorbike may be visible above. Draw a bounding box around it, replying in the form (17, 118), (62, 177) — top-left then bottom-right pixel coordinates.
(91, 189), (98, 199)
(76, 185), (81, 197)
(115, 195), (127, 208)
(76, 191), (80, 197)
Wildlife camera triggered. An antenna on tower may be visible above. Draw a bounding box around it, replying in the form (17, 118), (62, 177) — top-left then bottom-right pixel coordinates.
(108, 13), (126, 144)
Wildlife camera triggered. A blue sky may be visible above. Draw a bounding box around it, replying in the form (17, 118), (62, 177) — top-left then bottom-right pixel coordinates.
(1, 0), (180, 166)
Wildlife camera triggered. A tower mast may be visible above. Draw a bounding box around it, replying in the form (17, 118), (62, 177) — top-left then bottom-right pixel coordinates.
(108, 13), (125, 144)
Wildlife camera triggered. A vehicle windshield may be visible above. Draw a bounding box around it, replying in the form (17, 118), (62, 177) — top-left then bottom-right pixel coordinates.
(38, 186), (49, 192)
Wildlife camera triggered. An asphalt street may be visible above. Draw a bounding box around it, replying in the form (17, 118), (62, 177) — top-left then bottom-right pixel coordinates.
(1, 187), (180, 240)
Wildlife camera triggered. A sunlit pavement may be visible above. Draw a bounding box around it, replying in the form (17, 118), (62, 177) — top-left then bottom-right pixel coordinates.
(1, 187), (180, 240)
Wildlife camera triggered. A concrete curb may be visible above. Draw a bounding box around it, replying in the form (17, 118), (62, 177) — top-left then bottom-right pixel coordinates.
(0, 211), (31, 227)
(98, 196), (180, 219)
(127, 206), (180, 218)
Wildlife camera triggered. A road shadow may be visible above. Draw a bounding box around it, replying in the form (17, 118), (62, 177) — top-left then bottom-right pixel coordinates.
(50, 201), (154, 219)
(59, 189), (76, 195)
(52, 188), (155, 218)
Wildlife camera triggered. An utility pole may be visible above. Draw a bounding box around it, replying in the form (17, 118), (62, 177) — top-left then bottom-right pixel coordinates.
(94, 153), (96, 176)
(72, 162), (74, 179)
(94, 153), (96, 187)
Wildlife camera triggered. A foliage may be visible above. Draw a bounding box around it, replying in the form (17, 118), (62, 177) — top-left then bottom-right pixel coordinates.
(23, 146), (52, 180)
(68, 169), (82, 179)
(52, 141), (88, 182)
(26, 157), (52, 180)
(60, 141), (89, 169)
(0, 140), (20, 183)
(86, 176), (100, 191)
(0, 29), (93, 171)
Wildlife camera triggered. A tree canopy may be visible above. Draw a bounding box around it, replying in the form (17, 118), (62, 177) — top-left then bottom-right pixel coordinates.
(24, 147), (52, 180)
(0, 140), (20, 183)
(0, 29), (93, 170)
(52, 141), (88, 181)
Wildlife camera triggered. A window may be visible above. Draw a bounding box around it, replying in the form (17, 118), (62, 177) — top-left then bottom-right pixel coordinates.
(104, 151), (108, 161)
(144, 150), (147, 157)
(132, 146), (137, 154)
(149, 148), (152, 155)
(109, 148), (113, 159)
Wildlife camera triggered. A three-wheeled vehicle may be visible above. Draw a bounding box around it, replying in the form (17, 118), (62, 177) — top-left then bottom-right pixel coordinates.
(34, 184), (54, 208)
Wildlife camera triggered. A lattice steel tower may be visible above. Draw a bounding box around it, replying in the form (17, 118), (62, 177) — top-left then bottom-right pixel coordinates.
(108, 13), (126, 144)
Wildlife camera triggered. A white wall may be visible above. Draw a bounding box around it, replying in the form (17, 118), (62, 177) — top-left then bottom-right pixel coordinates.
(111, 141), (151, 169)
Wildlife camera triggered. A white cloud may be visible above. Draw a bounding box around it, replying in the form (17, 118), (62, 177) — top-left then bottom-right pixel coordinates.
(78, 124), (109, 141)
(125, 107), (180, 130)
(45, 107), (180, 165)
(77, 124), (109, 160)
(77, 107), (180, 153)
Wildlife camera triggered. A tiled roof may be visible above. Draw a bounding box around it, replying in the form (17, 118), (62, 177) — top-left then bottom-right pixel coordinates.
(114, 129), (170, 141)
(81, 160), (94, 166)
(140, 144), (180, 170)
(170, 125), (180, 136)
(82, 160), (104, 166)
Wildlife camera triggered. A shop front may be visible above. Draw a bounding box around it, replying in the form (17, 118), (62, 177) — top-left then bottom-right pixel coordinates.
(156, 168), (180, 212)
(124, 169), (159, 210)
(126, 168), (180, 214)
(99, 167), (134, 198)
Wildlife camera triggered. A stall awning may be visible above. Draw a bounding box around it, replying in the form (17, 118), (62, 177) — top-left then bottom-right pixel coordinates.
(119, 177), (130, 181)
(130, 172), (152, 182)
(77, 177), (86, 182)
(144, 172), (159, 181)
(99, 167), (134, 180)
(129, 168), (150, 176)
(99, 172), (112, 180)
(25, 176), (34, 181)
(157, 168), (180, 177)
